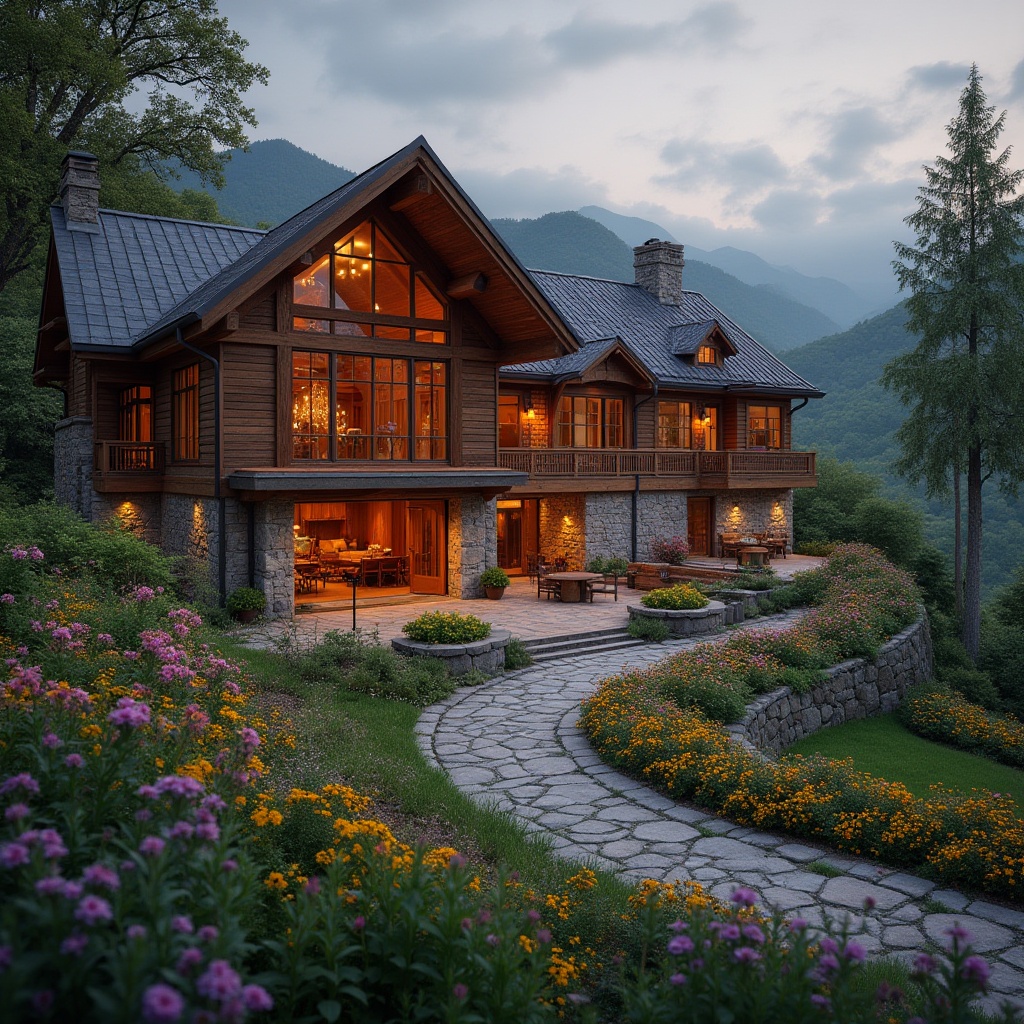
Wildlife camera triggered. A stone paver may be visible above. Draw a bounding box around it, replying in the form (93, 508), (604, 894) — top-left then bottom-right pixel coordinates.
(413, 614), (1024, 1010)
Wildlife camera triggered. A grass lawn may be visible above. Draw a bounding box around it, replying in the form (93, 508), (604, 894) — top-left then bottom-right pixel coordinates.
(786, 713), (1024, 816)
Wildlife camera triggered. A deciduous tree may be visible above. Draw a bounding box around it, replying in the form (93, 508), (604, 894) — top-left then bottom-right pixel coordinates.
(884, 65), (1024, 661)
(0, 0), (267, 293)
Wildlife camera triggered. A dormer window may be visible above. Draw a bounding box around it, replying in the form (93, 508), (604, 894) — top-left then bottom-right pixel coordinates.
(696, 344), (721, 366)
(292, 220), (448, 343)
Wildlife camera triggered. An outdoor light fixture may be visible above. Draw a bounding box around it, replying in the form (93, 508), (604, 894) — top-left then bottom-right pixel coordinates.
(523, 395), (536, 419)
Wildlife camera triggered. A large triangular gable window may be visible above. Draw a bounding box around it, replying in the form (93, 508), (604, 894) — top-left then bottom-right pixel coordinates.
(292, 220), (448, 344)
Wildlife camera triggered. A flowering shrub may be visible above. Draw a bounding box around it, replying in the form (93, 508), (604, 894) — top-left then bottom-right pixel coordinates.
(650, 536), (689, 565)
(402, 611), (491, 644)
(640, 584), (708, 611)
(903, 689), (1024, 769)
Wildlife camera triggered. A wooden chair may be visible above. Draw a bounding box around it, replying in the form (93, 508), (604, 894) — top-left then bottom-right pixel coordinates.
(379, 556), (402, 586)
(360, 557), (382, 587)
(526, 552), (541, 585)
(718, 533), (744, 558)
(759, 526), (788, 558)
(537, 566), (561, 601)
(586, 574), (618, 602)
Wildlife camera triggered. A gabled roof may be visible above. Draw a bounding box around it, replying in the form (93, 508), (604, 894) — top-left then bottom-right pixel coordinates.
(503, 335), (654, 385)
(501, 272), (823, 397)
(46, 136), (577, 361)
(668, 319), (738, 358)
(49, 206), (263, 350)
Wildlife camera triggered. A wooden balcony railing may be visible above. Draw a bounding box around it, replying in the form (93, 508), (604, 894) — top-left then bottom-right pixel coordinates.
(498, 448), (815, 487)
(95, 442), (165, 473)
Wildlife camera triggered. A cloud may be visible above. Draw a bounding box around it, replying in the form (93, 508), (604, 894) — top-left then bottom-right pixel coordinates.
(459, 164), (612, 220)
(810, 106), (902, 180)
(906, 61), (972, 93)
(656, 138), (790, 196)
(1008, 58), (1024, 103)
(749, 189), (824, 230)
(681, 1), (751, 46)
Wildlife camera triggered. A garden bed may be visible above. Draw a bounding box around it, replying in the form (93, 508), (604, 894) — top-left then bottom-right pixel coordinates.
(392, 629), (511, 675)
(627, 600), (726, 637)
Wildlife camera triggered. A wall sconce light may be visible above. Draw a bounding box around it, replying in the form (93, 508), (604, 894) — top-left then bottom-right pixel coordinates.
(523, 395), (535, 419)
(563, 515), (572, 526)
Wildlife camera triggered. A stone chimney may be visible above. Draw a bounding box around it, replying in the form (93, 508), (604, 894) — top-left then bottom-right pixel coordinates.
(59, 151), (100, 231)
(633, 238), (684, 305)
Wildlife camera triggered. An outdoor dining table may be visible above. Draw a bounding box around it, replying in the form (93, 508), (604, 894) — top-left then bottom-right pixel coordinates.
(545, 571), (604, 603)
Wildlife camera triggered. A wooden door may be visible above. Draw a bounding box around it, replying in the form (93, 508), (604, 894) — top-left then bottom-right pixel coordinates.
(687, 497), (713, 557)
(407, 500), (446, 594)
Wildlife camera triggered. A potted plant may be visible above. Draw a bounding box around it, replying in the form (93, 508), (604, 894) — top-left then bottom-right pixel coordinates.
(479, 566), (511, 600)
(225, 586), (266, 623)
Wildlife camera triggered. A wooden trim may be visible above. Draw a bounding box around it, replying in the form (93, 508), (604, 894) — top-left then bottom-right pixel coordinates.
(388, 172), (433, 212)
(446, 272), (487, 299)
(276, 346), (291, 466)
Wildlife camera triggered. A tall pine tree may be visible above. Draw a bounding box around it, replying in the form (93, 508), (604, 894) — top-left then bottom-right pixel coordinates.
(884, 65), (1024, 660)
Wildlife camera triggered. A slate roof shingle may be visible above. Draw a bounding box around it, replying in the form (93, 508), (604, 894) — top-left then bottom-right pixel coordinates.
(502, 271), (823, 397)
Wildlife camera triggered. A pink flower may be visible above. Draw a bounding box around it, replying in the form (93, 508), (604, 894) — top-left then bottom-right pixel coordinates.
(176, 947), (203, 974)
(242, 985), (273, 1011)
(0, 594), (13, 604)
(220, 859), (238, 873)
(35, 876), (66, 895)
(41, 732), (63, 749)
(139, 836), (165, 857)
(171, 915), (193, 934)
(196, 959), (242, 1001)
(0, 842), (29, 868)
(731, 887), (759, 907)
(961, 955), (991, 989)
(65, 753), (84, 769)
(127, 924), (147, 940)
(107, 697), (151, 729)
(75, 894), (113, 926)
(142, 983), (185, 1023)
(668, 935), (694, 955)
(154, 775), (204, 800)
(61, 933), (89, 957)
(5, 803), (29, 822)
(197, 925), (218, 943)
(0, 772), (39, 795)
(82, 863), (120, 890)
(452, 983), (468, 1001)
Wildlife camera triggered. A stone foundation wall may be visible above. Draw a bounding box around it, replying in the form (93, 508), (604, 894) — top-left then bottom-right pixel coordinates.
(538, 494), (585, 567)
(53, 417), (96, 519)
(448, 496), (496, 598)
(584, 493), (631, 561)
(711, 489), (792, 552)
(635, 492), (689, 560)
(725, 614), (933, 757)
(253, 499), (294, 619)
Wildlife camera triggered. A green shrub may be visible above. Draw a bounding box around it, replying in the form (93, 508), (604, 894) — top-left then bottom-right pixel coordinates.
(479, 566), (511, 588)
(402, 610), (491, 644)
(403, 656), (458, 705)
(940, 666), (1002, 711)
(225, 585), (266, 614)
(780, 667), (828, 694)
(459, 668), (490, 687)
(734, 568), (780, 591)
(503, 636), (533, 669)
(640, 584), (708, 610)
(794, 540), (837, 557)
(627, 616), (670, 643)
(659, 675), (747, 723)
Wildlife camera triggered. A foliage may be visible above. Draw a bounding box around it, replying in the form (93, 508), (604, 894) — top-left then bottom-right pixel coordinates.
(849, 496), (924, 567)
(503, 637), (533, 670)
(794, 457), (880, 546)
(480, 566), (512, 588)
(733, 568), (781, 591)
(225, 587), (266, 615)
(902, 688), (1024, 770)
(345, 645), (456, 707)
(0, 501), (175, 593)
(586, 555), (629, 575)
(627, 616), (670, 643)
(640, 584), (708, 611)
(649, 536), (690, 565)
(883, 65), (1024, 662)
(0, 0), (268, 293)
(401, 611), (491, 645)
(979, 613), (1024, 720)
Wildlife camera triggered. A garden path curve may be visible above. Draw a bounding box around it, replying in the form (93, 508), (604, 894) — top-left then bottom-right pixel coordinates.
(415, 611), (1024, 1015)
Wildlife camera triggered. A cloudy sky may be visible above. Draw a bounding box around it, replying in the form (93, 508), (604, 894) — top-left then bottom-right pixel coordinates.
(216, 0), (1024, 306)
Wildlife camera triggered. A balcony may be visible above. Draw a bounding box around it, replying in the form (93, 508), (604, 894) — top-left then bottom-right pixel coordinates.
(498, 448), (816, 490)
(93, 442), (165, 491)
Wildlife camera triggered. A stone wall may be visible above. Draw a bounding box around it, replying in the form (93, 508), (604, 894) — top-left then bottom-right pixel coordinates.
(538, 494), (585, 567)
(53, 417), (95, 519)
(253, 499), (295, 619)
(712, 489), (792, 550)
(584, 493), (631, 560)
(448, 496), (496, 598)
(725, 614), (933, 757)
(635, 492), (689, 560)
(161, 494), (219, 605)
(392, 629), (511, 676)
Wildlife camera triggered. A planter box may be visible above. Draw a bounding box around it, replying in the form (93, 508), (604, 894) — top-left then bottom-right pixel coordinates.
(392, 628), (512, 676)
(627, 600), (726, 637)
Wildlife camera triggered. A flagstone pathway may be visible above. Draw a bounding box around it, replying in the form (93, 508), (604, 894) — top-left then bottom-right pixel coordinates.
(414, 612), (1024, 1016)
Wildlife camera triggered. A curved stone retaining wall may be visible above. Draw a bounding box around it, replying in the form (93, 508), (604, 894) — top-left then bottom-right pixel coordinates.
(724, 614), (933, 757)
(392, 629), (511, 676)
(628, 600), (726, 637)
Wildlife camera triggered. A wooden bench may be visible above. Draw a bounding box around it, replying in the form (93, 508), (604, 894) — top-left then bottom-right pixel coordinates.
(586, 574), (618, 601)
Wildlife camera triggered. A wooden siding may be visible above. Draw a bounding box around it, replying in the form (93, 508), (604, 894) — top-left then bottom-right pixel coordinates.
(239, 294), (276, 331)
(222, 342), (277, 469)
(461, 361), (498, 466)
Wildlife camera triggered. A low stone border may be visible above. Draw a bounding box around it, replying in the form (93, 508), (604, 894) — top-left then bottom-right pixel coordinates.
(714, 587), (786, 624)
(724, 614), (933, 757)
(392, 628), (512, 675)
(627, 600), (726, 637)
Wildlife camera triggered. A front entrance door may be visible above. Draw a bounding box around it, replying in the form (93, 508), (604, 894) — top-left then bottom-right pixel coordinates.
(497, 507), (523, 571)
(687, 497), (713, 557)
(407, 500), (446, 594)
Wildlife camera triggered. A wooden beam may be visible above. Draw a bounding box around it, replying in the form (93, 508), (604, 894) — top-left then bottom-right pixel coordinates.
(39, 316), (67, 333)
(389, 173), (434, 212)
(446, 272), (487, 299)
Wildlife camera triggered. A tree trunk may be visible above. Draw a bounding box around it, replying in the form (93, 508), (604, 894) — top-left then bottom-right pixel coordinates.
(962, 441), (982, 662)
(953, 469), (963, 626)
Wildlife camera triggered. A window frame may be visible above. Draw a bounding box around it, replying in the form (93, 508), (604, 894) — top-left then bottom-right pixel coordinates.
(171, 365), (200, 462)
(554, 395), (625, 449)
(119, 385), (153, 444)
(747, 404), (782, 449)
(656, 400), (693, 448)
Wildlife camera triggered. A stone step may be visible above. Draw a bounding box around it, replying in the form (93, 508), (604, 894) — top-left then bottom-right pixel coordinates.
(523, 629), (646, 663)
(521, 626), (633, 649)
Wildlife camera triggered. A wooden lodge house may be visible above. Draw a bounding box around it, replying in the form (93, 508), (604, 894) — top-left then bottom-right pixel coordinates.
(34, 139), (822, 616)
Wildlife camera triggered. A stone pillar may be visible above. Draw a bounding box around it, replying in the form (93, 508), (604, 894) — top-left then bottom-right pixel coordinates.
(448, 495), (496, 598)
(254, 499), (294, 619)
(584, 492), (632, 561)
(53, 416), (96, 519)
(538, 494), (585, 567)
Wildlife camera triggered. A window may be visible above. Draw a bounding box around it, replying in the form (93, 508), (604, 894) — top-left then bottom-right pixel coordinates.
(498, 396), (520, 448)
(656, 400), (692, 448)
(697, 344), (720, 366)
(119, 386), (152, 443)
(748, 405), (781, 448)
(292, 351), (447, 462)
(555, 396), (624, 448)
(292, 220), (447, 343)
(172, 365), (199, 461)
